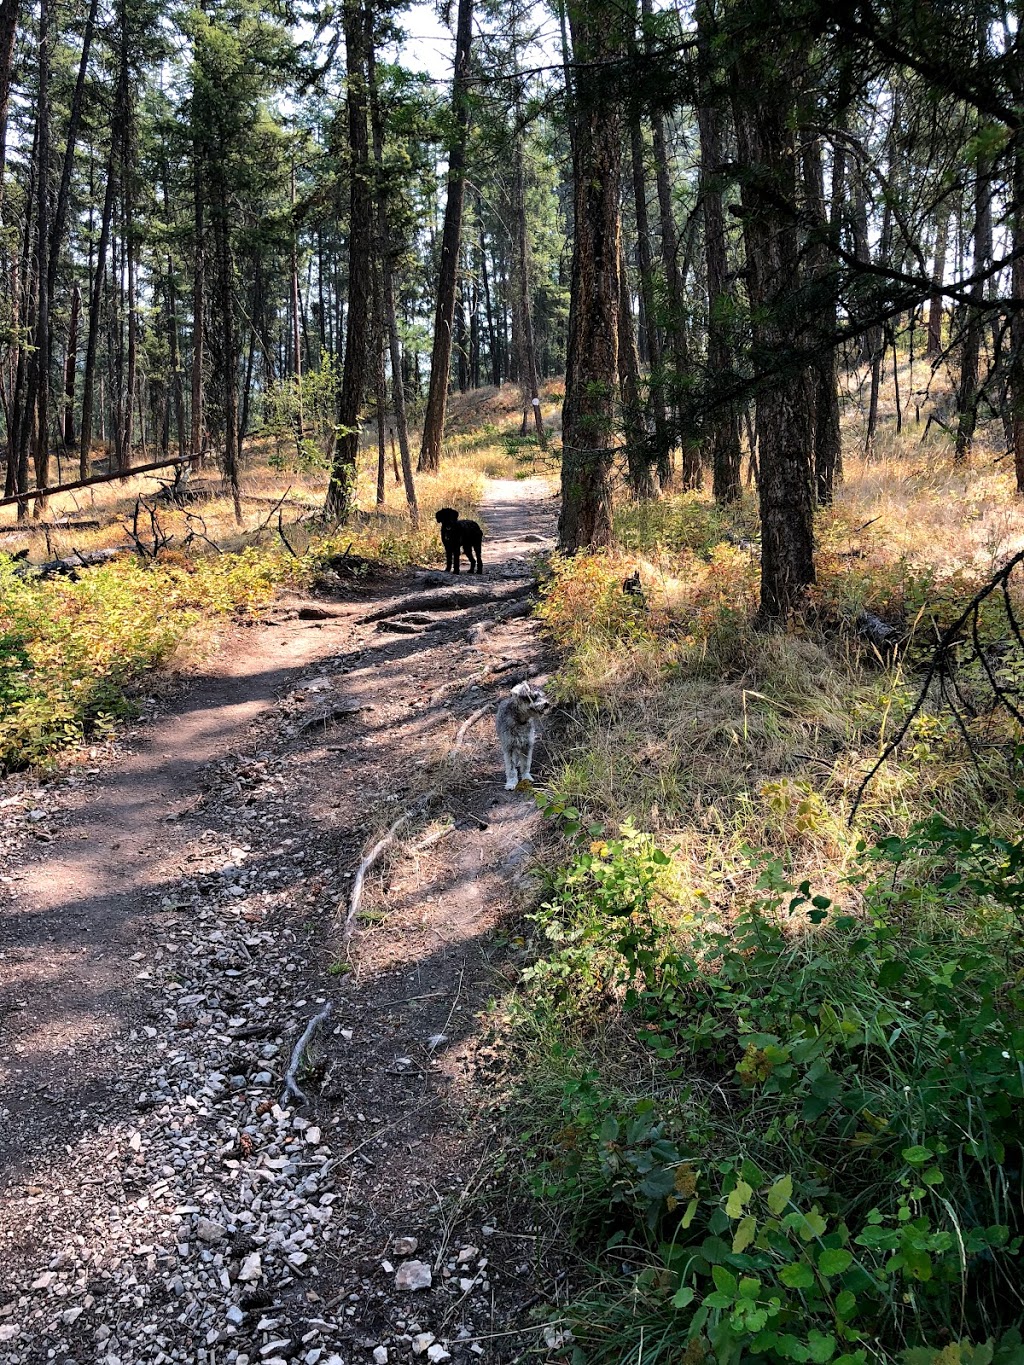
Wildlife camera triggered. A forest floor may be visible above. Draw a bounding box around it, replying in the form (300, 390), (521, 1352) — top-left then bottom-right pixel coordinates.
(0, 475), (564, 1365)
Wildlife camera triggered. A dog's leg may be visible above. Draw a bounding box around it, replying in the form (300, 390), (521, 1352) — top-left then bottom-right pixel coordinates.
(522, 731), (536, 784)
(503, 750), (518, 790)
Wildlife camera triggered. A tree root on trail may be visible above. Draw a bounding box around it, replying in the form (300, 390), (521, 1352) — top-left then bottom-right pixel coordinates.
(455, 704), (492, 750)
(280, 1003), (334, 1108)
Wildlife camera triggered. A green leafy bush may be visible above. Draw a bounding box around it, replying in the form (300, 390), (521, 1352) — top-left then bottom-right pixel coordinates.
(518, 807), (1024, 1363)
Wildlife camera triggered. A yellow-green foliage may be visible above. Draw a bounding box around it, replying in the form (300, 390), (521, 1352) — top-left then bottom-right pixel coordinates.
(0, 548), (295, 770)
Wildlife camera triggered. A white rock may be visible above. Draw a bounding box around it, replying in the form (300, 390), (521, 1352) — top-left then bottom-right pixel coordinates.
(456, 1246), (477, 1264)
(543, 1327), (575, 1350)
(381, 1259), (394, 1275)
(393, 1236), (418, 1256)
(373, 1349), (388, 1365)
(304, 1126), (321, 1145)
(395, 1260), (432, 1292)
(459, 1278), (476, 1293)
(226, 1305), (245, 1326)
(197, 1217), (227, 1243)
(0, 1326), (19, 1343)
(426, 1347), (451, 1364)
(262, 1342), (291, 1358)
(31, 1271), (56, 1289)
(62, 1306), (83, 1326)
(238, 1252), (262, 1283)
(411, 1333), (435, 1355)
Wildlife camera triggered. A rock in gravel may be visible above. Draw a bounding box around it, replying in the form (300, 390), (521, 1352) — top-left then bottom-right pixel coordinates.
(411, 1333), (435, 1355)
(373, 1348), (389, 1364)
(238, 1251), (263, 1282)
(395, 1260), (432, 1291)
(226, 1305), (245, 1326)
(426, 1346), (451, 1364)
(0, 1326), (20, 1342)
(196, 1216), (227, 1243)
(393, 1235), (418, 1256)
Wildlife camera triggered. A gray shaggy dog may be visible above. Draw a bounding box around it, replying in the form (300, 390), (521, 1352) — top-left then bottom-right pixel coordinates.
(495, 681), (549, 789)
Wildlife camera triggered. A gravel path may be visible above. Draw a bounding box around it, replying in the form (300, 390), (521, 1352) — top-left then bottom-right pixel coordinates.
(0, 478), (560, 1364)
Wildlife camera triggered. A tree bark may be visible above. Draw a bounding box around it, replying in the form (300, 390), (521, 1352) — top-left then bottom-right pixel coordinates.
(927, 198), (952, 358)
(0, 0), (19, 220)
(802, 132), (842, 504)
(368, 32), (418, 524)
(618, 239), (654, 499)
(511, 127), (546, 447)
(629, 120), (669, 480)
(418, 0), (473, 472)
(697, 0), (741, 504)
(326, 0), (373, 519)
(63, 282), (80, 448)
(190, 173), (205, 468)
(730, 28), (815, 623)
(31, 0), (52, 502)
(558, 0), (625, 553)
(955, 139), (992, 465)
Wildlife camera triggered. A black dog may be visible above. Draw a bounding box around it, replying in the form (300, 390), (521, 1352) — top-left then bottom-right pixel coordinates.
(435, 507), (483, 574)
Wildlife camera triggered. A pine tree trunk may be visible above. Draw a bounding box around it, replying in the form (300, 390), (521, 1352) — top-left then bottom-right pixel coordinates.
(629, 123), (669, 482)
(801, 132), (842, 504)
(326, 0), (372, 519)
(619, 240), (654, 499)
(559, 0), (625, 553)
(0, 0), (19, 220)
(80, 55), (124, 478)
(31, 0), (52, 504)
(730, 31), (815, 623)
(368, 33), (418, 523)
(418, 0), (473, 472)
(927, 200), (952, 358)
(63, 282), (79, 447)
(511, 128), (546, 447)
(213, 185), (241, 522)
(190, 173), (205, 468)
(697, 1), (741, 505)
(955, 142), (992, 465)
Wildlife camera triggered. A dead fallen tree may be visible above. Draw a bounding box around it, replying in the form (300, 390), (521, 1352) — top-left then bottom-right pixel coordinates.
(358, 580), (532, 625)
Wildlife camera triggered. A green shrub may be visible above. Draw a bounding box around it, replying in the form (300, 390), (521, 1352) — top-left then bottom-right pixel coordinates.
(517, 803), (1024, 1363)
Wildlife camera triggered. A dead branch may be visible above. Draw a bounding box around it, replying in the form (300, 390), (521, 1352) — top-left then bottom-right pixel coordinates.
(280, 1003), (334, 1108)
(342, 794), (431, 940)
(851, 549), (1024, 820)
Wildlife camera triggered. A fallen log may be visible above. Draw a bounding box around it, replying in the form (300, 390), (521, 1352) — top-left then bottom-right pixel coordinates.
(0, 454), (194, 510)
(17, 546), (128, 579)
(358, 580), (532, 625)
(0, 518), (101, 535)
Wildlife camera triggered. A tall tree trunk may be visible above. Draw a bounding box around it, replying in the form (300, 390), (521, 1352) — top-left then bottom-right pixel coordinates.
(290, 161), (305, 445)
(730, 27), (815, 623)
(643, 0), (696, 487)
(79, 53), (125, 478)
(618, 238), (654, 499)
(63, 282), (79, 447)
(122, 184), (138, 471)
(368, 37), (417, 524)
(697, 0), (741, 504)
(326, 0), (372, 519)
(927, 198), (952, 358)
(190, 170), (205, 468)
(31, 0), (52, 504)
(0, 0), (19, 220)
(559, 0), (625, 553)
(802, 132), (842, 504)
(630, 121), (669, 481)
(955, 139), (992, 465)
(479, 216), (500, 386)
(1011, 136), (1024, 495)
(213, 183), (241, 521)
(418, 0), (473, 472)
(511, 126), (546, 447)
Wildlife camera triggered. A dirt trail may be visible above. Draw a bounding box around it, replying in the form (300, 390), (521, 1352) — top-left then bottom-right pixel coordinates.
(0, 478), (560, 1364)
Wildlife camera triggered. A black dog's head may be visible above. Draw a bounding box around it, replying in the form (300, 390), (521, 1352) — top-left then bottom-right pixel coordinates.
(435, 507), (460, 528)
